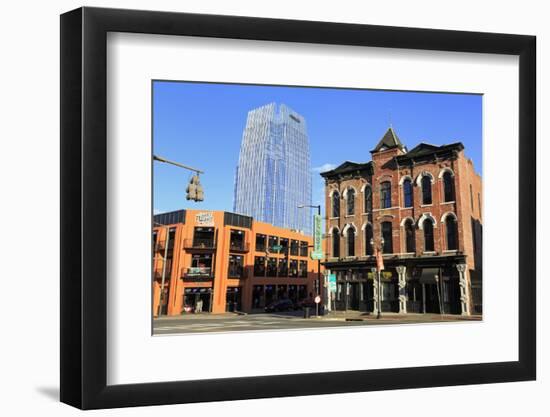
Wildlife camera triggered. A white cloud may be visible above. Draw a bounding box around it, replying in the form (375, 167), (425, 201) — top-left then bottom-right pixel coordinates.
(312, 163), (336, 173)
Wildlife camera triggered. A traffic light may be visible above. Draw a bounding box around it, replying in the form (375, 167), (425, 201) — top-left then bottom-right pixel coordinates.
(186, 175), (204, 202)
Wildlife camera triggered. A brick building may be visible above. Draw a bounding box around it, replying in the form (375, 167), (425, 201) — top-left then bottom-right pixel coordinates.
(152, 209), (319, 316)
(321, 127), (482, 315)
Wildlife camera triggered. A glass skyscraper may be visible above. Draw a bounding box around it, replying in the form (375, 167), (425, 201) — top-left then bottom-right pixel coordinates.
(233, 103), (312, 235)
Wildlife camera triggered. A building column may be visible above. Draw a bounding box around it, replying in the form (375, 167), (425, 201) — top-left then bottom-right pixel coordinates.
(372, 275), (379, 316)
(396, 265), (407, 314)
(456, 263), (471, 316)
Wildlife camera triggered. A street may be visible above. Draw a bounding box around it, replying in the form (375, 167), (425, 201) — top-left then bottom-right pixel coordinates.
(153, 312), (482, 335)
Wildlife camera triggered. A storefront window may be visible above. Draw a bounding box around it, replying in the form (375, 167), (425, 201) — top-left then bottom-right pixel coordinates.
(228, 254), (244, 278)
(299, 260), (308, 278)
(192, 227), (215, 248)
(266, 257), (277, 277)
(279, 238), (289, 255)
(278, 258), (288, 277)
(381, 221), (393, 253)
(268, 236), (279, 252)
(229, 229), (245, 251)
(290, 239), (299, 256)
(255, 233), (266, 252)
(299, 241), (308, 257)
(380, 181), (391, 208)
(188, 254), (212, 277)
(289, 259), (298, 277)
(254, 256), (266, 276)
(422, 175), (432, 205)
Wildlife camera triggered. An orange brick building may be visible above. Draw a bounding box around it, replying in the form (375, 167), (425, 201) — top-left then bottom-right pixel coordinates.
(152, 209), (319, 316)
(321, 127), (482, 315)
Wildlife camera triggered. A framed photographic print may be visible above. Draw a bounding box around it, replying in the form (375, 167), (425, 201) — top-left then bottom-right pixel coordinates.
(60, 6), (536, 410)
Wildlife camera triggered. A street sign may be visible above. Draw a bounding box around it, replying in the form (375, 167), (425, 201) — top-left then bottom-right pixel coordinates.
(271, 244), (282, 252)
(314, 295), (321, 304)
(311, 214), (323, 259)
(311, 251), (323, 260)
(328, 273), (337, 292)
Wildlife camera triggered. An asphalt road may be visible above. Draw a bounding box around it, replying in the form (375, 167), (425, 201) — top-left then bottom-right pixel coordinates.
(153, 312), (481, 335)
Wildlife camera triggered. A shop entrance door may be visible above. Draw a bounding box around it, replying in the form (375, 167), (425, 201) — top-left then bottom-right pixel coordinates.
(183, 288), (212, 314)
(423, 283), (441, 314)
(252, 285), (264, 309)
(348, 283), (361, 310)
(226, 287), (242, 312)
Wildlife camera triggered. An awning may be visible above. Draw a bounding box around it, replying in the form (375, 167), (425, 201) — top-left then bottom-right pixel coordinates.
(419, 268), (439, 284)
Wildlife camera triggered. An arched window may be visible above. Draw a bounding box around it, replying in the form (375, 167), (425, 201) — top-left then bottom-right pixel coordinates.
(446, 215), (458, 250)
(381, 221), (393, 253)
(423, 218), (434, 252)
(347, 227), (355, 257)
(346, 188), (355, 215)
(443, 171), (455, 202)
(364, 186), (372, 213)
(332, 228), (340, 257)
(332, 191), (340, 218)
(380, 181), (391, 209)
(365, 224), (373, 256)
(421, 176), (432, 205)
(404, 219), (416, 253)
(403, 179), (413, 207)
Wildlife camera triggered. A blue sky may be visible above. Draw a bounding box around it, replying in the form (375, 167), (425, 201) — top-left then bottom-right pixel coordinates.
(153, 81), (482, 215)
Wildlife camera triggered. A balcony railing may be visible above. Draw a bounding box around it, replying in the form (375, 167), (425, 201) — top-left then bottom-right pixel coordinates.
(183, 238), (216, 250)
(229, 241), (250, 253)
(181, 266), (213, 280)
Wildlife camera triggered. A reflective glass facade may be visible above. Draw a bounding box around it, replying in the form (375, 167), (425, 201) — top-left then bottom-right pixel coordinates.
(233, 103), (312, 235)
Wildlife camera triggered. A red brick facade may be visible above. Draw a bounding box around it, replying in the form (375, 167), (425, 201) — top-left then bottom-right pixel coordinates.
(321, 128), (482, 315)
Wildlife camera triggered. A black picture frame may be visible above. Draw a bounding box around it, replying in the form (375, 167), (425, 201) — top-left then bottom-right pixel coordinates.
(60, 6), (536, 410)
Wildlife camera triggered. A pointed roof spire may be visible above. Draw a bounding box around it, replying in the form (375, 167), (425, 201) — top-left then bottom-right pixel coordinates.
(371, 126), (405, 152)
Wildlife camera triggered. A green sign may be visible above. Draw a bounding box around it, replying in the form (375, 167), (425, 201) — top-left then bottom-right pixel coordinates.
(328, 273), (337, 292)
(311, 252), (323, 260)
(271, 245), (282, 252)
(311, 213), (323, 259)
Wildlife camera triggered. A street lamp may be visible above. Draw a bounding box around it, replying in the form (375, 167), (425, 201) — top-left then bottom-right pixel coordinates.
(370, 237), (385, 319)
(297, 204), (322, 317)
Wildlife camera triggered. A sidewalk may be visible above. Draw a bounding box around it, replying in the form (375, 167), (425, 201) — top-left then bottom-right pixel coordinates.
(155, 310), (482, 322)
(320, 310), (482, 322)
(154, 312), (246, 320)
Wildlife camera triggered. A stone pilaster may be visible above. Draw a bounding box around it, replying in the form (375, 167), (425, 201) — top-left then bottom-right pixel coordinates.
(372, 273), (380, 315)
(456, 263), (470, 316)
(396, 265), (407, 314)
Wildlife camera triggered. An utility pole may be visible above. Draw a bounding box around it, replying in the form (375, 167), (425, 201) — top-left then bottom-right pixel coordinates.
(298, 204), (323, 317)
(153, 155), (205, 316)
(371, 237), (385, 319)
(154, 221), (170, 317)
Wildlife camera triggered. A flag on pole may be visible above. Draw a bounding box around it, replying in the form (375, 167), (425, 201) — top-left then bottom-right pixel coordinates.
(376, 247), (385, 271)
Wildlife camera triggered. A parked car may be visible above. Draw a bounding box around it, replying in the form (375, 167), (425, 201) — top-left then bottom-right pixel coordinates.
(264, 299), (295, 312)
